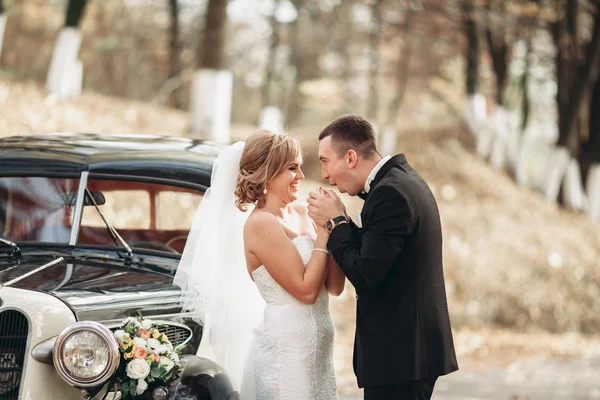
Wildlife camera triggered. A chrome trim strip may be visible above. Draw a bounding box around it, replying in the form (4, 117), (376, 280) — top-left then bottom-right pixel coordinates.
(53, 263), (73, 291)
(1, 257), (64, 288)
(55, 289), (184, 321)
(69, 171), (89, 245)
(59, 289), (182, 308)
(99, 312), (197, 326)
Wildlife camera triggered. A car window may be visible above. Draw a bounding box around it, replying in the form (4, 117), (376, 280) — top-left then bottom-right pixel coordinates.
(78, 179), (204, 254)
(156, 191), (203, 230)
(0, 177), (80, 243)
(80, 190), (151, 230)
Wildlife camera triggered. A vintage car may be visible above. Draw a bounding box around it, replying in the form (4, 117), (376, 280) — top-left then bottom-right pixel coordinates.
(0, 133), (238, 400)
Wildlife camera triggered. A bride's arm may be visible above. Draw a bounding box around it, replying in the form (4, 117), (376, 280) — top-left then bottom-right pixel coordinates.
(305, 206), (345, 296)
(325, 258), (345, 296)
(246, 213), (330, 305)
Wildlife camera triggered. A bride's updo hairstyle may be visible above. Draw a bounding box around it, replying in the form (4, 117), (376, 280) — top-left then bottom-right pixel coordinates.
(235, 129), (301, 212)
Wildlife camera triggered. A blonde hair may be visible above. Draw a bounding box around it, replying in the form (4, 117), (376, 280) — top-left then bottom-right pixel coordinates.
(235, 130), (301, 212)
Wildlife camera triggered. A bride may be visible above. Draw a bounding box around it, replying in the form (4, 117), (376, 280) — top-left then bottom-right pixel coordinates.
(174, 130), (345, 400)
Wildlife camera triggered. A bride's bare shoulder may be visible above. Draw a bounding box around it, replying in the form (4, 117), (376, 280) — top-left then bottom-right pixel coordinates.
(245, 210), (280, 236)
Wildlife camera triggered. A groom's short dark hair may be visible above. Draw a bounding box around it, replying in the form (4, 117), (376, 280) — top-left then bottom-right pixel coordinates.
(318, 114), (378, 159)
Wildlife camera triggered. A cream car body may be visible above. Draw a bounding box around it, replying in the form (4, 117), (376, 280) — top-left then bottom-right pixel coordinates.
(0, 287), (81, 400)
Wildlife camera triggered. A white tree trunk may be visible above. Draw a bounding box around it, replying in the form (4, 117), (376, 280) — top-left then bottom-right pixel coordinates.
(258, 106), (284, 133)
(505, 112), (522, 173)
(515, 136), (553, 189)
(189, 69), (232, 143)
(45, 27), (83, 99)
(562, 158), (587, 211)
(378, 127), (398, 156)
(475, 124), (495, 159)
(489, 108), (509, 170)
(586, 163), (600, 222)
(539, 146), (571, 203)
(0, 13), (7, 60)
(463, 93), (487, 136)
(487, 107), (521, 172)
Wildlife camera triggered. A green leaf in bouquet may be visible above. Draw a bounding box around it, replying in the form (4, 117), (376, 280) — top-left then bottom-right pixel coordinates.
(121, 379), (131, 396)
(151, 365), (167, 378)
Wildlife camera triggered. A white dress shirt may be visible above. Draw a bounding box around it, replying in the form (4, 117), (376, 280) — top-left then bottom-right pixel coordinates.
(364, 155), (392, 193)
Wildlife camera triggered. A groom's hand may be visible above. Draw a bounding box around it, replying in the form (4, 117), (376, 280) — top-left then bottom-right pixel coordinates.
(307, 188), (346, 226)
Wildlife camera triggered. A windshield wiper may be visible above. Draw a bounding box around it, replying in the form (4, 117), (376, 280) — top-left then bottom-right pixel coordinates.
(85, 189), (133, 265)
(0, 237), (21, 259)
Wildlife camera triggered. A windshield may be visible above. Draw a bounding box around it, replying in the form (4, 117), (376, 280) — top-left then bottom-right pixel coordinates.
(0, 177), (80, 244)
(0, 176), (204, 253)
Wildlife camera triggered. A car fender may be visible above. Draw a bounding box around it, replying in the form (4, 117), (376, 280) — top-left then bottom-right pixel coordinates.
(172, 355), (240, 400)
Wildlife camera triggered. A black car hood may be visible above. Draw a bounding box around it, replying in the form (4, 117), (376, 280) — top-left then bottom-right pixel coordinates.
(0, 247), (185, 321)
(0, 249), (175, 292)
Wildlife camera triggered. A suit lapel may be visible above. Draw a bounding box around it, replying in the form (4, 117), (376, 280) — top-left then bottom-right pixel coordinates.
(359, 154), (407, 224)
(370, 154), (406, 191)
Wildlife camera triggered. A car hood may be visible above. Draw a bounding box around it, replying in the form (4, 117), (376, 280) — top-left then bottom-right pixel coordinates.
(0, 248), (184, 321)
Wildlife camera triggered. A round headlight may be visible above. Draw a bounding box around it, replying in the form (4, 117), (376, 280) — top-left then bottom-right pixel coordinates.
(53, 321), (120, 388)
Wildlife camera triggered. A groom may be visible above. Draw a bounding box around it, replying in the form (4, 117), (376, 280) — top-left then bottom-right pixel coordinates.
(307, 115), (458, 399)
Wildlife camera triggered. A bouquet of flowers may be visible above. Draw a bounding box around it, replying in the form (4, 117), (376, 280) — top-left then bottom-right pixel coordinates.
(86, 316), (184, 399)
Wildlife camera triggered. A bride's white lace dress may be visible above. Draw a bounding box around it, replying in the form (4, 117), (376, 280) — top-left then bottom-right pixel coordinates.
(242, 235), (338, 400)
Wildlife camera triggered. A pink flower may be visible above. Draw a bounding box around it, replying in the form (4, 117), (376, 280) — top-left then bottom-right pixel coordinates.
(138, 329), (150, 340)
(152, 353), (160, 363)
(133, 347), (147, 360)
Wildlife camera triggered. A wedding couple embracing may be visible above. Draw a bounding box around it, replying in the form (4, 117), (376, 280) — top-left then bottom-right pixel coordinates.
(174, 114), (458, 400)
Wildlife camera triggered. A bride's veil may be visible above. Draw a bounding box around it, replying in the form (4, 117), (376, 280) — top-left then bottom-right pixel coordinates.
(174, 141), (265, 393)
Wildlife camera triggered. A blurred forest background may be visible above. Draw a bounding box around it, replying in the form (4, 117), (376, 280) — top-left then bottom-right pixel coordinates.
(2, 0), (600, 397)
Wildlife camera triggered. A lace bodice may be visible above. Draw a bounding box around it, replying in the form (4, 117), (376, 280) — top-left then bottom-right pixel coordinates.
(242, 235), (337, 400)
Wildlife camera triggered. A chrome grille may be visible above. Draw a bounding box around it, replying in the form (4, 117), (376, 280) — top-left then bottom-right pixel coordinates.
(157, 324), (191, 347)
(0, 310), (28, 400)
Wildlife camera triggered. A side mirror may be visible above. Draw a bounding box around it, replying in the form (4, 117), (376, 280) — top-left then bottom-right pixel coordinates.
(64, 191), (106, 206)
(84, 191), (106, 206)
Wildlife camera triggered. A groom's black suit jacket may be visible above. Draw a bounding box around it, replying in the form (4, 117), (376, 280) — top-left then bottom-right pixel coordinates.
(328, 154), (458, 388)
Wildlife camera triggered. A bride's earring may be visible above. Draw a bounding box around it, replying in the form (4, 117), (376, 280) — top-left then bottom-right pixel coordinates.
(263, 187), (268, 195)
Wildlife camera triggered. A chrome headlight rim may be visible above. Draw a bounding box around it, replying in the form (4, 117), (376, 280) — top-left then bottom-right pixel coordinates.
(53, 321), (120, 388)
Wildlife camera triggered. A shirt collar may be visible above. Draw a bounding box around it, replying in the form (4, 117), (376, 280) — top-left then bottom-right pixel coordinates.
(364, 155), (392, 193)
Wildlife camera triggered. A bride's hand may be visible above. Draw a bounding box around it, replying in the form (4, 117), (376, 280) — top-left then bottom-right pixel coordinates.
(311, 218), (329, 236)
(315, 222), (329, 236)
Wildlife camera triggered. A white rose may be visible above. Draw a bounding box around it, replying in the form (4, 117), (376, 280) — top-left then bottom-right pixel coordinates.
(126, 359), (150, 380)
(156, 344), (168, 355)
(133, 337), (147, 348)
(165, 342), (173, 351)
(146, 338), (161, 349)
(159, 356), (175, 372)
(135, 379), (148, 395)
(141, 319), (153, 330)
(123, 317), (142, 329)
(114, 330), (126, 343)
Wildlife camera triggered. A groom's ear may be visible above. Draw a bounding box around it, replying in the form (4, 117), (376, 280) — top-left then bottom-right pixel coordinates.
(346, 149), (358, 169)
